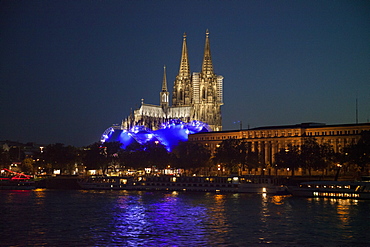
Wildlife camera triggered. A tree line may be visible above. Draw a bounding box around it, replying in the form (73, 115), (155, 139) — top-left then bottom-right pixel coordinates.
(275, 131), (370, 178)
(0, 141), (212, 176)
(1, 131), (369, 178)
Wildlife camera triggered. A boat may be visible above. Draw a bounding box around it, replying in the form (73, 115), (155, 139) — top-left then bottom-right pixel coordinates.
(238, 177), (288, 194)
(0, 179), (36, 190)
(129, 176), (240, 192)
(78, 175), (288, 194)
(0, 168), (36, 190)
(288, 180), (370, 199)
(77, 176), (132, 190)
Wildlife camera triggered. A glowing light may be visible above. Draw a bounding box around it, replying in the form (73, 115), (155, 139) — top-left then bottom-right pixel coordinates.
(0, 168), (32, 180)
(313, 191), (360, 198)
(101, 127), (115, 143)
(102, 120), (210, 151)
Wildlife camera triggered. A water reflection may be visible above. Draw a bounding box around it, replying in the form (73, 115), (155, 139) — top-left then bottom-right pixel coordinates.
(1, 190), (368, 246)
(109, 191), (213, 245)
(308, 197), (359, 206)
(34, 188), (47, 206)
(337, 203), (350, 224)
(208, 193), (228, 238)
(260, 193), (270, 221)
(3, 189), (33, 204)
(270, 195), (292, 205)
(306, 197), (367, 244)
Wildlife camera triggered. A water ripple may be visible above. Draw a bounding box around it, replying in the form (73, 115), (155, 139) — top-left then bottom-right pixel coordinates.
(0, 190), (369, 246)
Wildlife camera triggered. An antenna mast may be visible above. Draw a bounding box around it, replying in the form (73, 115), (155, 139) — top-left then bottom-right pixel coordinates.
(356, 97), (358, 124)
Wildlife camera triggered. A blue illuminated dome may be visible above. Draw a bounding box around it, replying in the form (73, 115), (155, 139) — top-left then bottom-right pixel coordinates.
(101, 120), (210, 151)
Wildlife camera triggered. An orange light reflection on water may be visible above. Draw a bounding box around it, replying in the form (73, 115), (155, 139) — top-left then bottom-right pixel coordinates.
(208, 193), (228, 236)
(270, 194), (292, 205)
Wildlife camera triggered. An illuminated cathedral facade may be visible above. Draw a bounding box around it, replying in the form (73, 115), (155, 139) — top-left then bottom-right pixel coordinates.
(122, 30), (223, 132)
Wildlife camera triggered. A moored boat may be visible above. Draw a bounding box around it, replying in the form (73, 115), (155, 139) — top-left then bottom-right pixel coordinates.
(288, 180), (370, 199)
(130, 176), (240, 192)
(78, 175), (288, 194)
(0, 168), (36, 190)
(0, 178), (36, 190)
(238, 177), (288, 194)
(78, 176), (131, 190)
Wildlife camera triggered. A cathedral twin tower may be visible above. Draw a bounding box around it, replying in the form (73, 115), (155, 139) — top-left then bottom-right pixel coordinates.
(123, 30), (223, 131)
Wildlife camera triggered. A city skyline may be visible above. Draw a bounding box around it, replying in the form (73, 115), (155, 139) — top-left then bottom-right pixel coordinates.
(1, 1), (369, 147)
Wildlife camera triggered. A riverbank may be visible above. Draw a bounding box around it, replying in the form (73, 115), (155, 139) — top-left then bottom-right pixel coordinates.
(35, 174), (363, 190)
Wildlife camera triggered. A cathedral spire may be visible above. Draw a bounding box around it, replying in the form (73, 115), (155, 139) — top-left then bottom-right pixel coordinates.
(178, 33), (190, 78)
(201, 29), (214, 76)
(162, 65), (168, 92)
(160, 65), (169, 108)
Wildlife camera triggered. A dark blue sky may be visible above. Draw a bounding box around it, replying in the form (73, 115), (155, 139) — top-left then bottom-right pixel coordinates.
(1, 0), (370, 147)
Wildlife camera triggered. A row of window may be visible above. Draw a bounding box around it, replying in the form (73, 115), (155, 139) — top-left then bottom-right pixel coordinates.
(190, 129), (368, 141)
(197, 138), (356, 155)
(247, 131), (300, 138)
(306, 130), (361, 136)
(190, 135), (239, 141)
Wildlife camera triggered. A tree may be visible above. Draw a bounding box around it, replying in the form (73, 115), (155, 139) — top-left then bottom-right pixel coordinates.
(245, 151), (260, 170)
(300, 137), (335, 176)
(102, 141), (123, 174)
(343, 131), (370, 178)
(218, 140), (261, 174)
(43, 143), (78, 174)
(82, 142), (123, 175)
(117, 141), (172, 173)
(83, 142), (106, 173)
(21, 158), (34, 174)
(274, 144), (300, 177)
(213, 139), (244, 175)
(121, 142), (148, 170)
(9, 146), (25, 162)
(320, 141), (336, 176)
(172, 141), (211, 175)
(143, 141), (171, 172)
(0, 147), (10, 168)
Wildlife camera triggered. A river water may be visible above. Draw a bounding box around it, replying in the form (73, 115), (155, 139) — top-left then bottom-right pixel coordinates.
(0, 189), (369, 246)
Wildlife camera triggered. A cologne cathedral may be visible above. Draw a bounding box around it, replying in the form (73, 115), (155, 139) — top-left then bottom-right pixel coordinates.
(121, 30), (224, 132)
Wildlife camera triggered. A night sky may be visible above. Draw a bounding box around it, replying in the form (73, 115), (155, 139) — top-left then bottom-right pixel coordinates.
(1, 0), (369, 147)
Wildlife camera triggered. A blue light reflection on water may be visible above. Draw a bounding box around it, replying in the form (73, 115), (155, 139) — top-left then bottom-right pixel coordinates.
(0, 190), (369, 246)
(109, 191), (211, 246)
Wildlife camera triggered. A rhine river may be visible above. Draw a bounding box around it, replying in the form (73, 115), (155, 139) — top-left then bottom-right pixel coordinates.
(0, 189), (369, 246)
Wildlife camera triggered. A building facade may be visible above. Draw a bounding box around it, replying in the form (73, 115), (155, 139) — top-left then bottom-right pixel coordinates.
(122, 30), (223, 131)
(189, 122), (370, 167)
